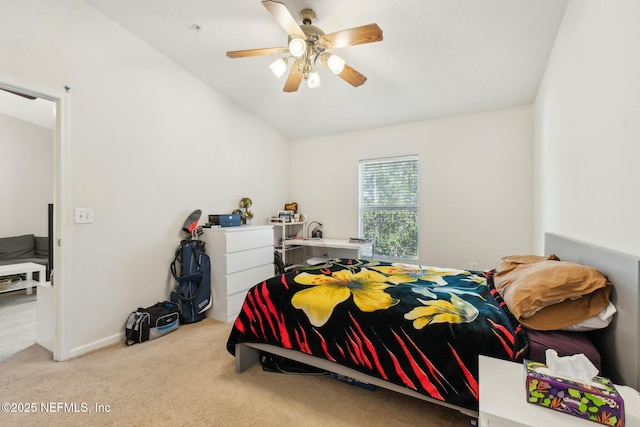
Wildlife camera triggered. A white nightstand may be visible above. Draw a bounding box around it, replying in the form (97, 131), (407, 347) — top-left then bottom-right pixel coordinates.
(478, 355), (640, 427)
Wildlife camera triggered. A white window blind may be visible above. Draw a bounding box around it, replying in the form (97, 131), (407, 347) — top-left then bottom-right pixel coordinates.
(359, 155), (419, 260)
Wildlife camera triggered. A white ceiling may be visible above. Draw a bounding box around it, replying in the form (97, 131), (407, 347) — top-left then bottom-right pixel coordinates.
(86, 1), (567, 139)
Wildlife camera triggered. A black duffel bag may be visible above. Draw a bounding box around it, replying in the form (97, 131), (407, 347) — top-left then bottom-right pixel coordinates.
(125, 301), (179, 346)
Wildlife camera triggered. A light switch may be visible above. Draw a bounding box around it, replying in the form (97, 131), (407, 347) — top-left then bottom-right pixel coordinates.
(74, 208), (94, 224)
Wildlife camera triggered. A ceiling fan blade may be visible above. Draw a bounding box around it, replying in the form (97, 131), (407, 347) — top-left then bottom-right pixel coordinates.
(283, 64), (302, 92)
(0, 87), (37, 100)
(322, 23), (383, 49)
(262, 0), (306, 38)
(336, 63), (367, 87)
(226, 46), (289, 59)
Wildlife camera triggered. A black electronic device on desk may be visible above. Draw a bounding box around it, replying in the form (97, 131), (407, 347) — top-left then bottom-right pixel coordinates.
(207, 214), (241, 228)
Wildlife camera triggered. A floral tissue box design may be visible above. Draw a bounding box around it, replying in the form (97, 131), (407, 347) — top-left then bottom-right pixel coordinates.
(525, 360), (624, 426)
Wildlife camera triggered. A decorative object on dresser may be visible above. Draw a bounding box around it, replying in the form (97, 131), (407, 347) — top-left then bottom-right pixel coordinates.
(238, 197), (253, 225)
(200, 226), (274, 322)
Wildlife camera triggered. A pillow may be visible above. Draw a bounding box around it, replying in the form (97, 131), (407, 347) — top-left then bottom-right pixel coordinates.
(561, 301), (617, 332)
(0, 234), (35, 259)
(35, 236), (49, 257)
(494, 254), (612, 331)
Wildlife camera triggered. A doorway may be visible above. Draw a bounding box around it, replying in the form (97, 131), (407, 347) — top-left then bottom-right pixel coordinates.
(0, 73), (70, 361)
(0, 90), (53, 360)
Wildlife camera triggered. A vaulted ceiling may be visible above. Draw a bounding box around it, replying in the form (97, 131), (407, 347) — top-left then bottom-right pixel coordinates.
(88, 1), (568, 139)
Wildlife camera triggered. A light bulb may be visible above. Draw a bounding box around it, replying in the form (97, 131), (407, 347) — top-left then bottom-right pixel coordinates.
(269, 58), (288, 78)
(327, 54), (345, 74)
(307, 71), (321, 88)
(288, 38), (306, 58)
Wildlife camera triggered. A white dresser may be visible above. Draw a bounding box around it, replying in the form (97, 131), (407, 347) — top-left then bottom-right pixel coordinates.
(201, 225), (274, 322)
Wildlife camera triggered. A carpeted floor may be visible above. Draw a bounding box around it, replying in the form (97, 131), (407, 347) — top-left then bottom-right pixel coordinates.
(0, 318), (474, 426)
(0, 290), (36, 361)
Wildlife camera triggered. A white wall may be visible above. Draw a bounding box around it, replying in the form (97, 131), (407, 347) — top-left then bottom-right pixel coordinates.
(0, 0), (290, 357)
(534, 0), (640, 256)
(0, 113), (53, 237)
(290, 106), (533, 271)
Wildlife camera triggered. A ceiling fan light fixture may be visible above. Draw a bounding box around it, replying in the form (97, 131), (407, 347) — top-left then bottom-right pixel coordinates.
(225, 3), (383, 92)
(327, 54), (346, 74)
(288, 37), (307, 58)
(307, 70), (321, 88)
(269, 58), (288, 78)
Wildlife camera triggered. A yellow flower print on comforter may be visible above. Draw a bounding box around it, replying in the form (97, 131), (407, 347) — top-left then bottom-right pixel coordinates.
(404, 294), (479, 328)
(292, 268), (408, 327)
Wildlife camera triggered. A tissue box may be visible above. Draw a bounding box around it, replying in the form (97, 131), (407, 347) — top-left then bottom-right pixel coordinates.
(525, 360), (624, 426)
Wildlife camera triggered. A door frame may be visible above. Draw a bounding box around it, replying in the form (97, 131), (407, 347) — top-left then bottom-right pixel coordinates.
(0, 73), (70, 361)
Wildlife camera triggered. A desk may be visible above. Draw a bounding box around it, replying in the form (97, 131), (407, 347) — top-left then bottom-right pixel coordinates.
(283, 238), (374, 265)
(479, 355), (640, 427)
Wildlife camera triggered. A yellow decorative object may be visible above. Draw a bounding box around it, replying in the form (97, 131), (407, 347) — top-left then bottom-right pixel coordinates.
(239, 197), (254, 223)
(284, 202), (298, 213)
(291, 268), (403, 327)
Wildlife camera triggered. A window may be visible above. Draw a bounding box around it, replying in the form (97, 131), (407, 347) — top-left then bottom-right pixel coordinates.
(359, 155), (419, 260)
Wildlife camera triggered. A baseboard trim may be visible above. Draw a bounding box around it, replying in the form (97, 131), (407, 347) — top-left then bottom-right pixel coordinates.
(68, 332), (123, 359)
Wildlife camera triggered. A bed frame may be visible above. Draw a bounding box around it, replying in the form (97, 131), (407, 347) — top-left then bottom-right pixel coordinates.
(234, 233), (640, 417)
(544, 233), (640, 389)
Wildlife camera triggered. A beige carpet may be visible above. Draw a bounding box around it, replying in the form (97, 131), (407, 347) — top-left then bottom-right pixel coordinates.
(0, 291), (36, 361)
(0, 318), (473, 426)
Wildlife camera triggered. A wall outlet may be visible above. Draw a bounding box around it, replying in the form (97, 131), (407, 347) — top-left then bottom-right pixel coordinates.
(74, 207), (94, 224)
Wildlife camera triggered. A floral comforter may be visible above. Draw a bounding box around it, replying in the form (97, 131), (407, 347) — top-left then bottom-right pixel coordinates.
(226, 259), (528, 410)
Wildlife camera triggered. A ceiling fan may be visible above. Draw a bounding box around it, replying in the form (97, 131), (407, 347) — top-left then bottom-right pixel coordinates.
(226, 0), (383, 92)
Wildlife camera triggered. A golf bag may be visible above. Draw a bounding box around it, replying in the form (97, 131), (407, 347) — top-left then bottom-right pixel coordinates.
(170, 239), (212, 324)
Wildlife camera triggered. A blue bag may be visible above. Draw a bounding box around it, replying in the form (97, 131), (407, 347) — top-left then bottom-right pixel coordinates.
(170, 239), (212, 324)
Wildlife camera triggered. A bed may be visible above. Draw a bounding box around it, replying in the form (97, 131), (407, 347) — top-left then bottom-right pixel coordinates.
(226, 233), (640, 418)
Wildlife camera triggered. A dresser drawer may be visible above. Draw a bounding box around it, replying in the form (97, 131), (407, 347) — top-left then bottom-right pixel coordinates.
(226, 264), (274, 296)
(226, 246), (273, 275)
(226, 227), (273, 253)
(203, 226), (274, 322)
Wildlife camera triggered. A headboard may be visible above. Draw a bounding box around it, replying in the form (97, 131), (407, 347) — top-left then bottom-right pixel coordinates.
(545, 233), (640, 389)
